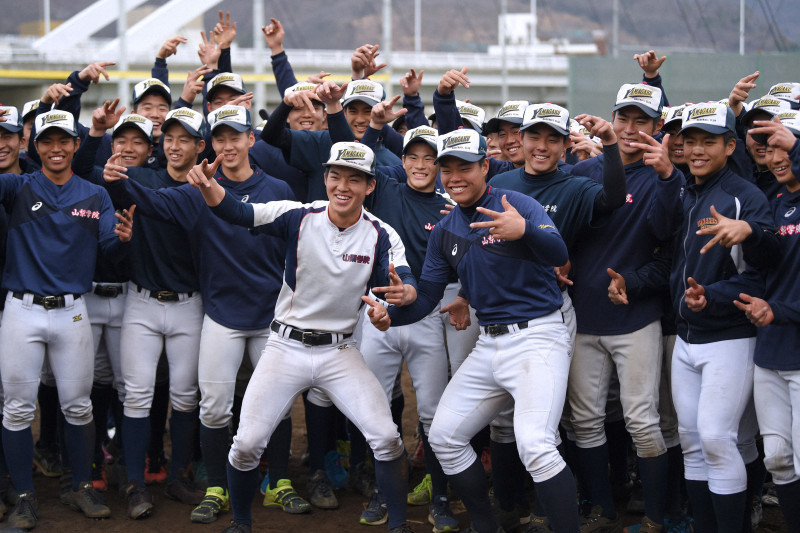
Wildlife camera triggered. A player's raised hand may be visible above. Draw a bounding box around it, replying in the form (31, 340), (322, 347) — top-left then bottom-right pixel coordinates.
(728, 71), (759, 116)
(684, 277), (707, 312)
(370, 95), (407, 128)
(750, 117), (797, 152)
(471, 195), (526, 241)
(315, 80), (347, 110)
(181, 64), (213, 104)
(438, 67), (470, 95)
(630, 131), (674, 179)
(362, 295), (391, 331)
(400, 68), (424, 97)
(606, 268), (628, 305)
(307, 71), (331, 85)
(575, 114), (616, 145)
(695, 205), (752, 254)
(91, 98), (126, 135)
(78, 61), (115, 85)
(42, 82), (73, 105)
(286, 89), (322, 114)
(114, 205), (135, 242)
(103, 153), (129, 182)
(440, 296), (471, 330)
(363, 44), (387, 78)
(157, 37), (187, 59)
(633, 50), (666, 78)
(187, 154), (226, 205)
(213, 10), (237, 49)
(198, 31), (221, 69)
(372, 264), (417, 306)
(734, 293), (774, 327)
(262, 18), (285, 54)
(555, 260), (573, 287)
(570, 132), (603, 161)
(229, 92), (254, 108)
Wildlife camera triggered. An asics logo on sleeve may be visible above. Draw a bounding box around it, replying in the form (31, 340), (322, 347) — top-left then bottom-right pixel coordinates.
(31, 202), (42, 211)
(452, 244), (458, 255)
(785, 207), (796, 218)
(241, 194), (249, 203)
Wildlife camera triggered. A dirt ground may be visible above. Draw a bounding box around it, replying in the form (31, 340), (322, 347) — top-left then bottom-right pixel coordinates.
(11, 367), (789, 533)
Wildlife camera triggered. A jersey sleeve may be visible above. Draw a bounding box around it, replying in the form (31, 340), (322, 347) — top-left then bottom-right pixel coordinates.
(645, 166), (686, 241)
(327, 111), (355, 144)
(288, 130), (332, 174)
(270, 51), (299, 95)
(96, 187), (128, 259)
(0, 173), (26, 210)
(115, 176), (201, 230)
(403, 93), (428, 129)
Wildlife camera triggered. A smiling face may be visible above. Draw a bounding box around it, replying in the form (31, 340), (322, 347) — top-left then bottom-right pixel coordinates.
(766, 145), (800, 192)
(324, 165), (375, 227)
(662, 124), (686, 166)
(682, 129), (735, 181)
(208, 86), (249, 112)
(163, 123), (204, 174)
(497, 121), (524, 166)
(134, 93), (170, 139)
(522, 123), (566, 175)
(211, 126), (254, 173)
(287, 103), (326, 131)
(0, 130), (22, 173)
(34, 129), (80, 179)
(111, 128), (153, 168)
(344, 100), (373, 140)
(612, 105), (661, 164)
(402, 142), (439, 193)
(438, 156), (489, 207)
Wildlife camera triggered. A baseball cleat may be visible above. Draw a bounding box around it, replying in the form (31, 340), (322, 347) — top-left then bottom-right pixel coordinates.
(262, 478), (311, 514)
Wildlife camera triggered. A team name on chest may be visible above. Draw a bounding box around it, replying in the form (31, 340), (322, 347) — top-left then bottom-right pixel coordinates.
(342, 253), (371, 264)
(71, 208), (100, 219)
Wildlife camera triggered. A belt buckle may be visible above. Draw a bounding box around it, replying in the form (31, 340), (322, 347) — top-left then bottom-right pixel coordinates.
(486, 324), (503, 337)
(300, 331), (319, 346)
(156, 291), (176, 302)
(42, 296), (60, 310)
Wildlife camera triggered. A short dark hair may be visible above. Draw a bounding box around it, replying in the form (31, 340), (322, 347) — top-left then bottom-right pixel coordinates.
(722, 131), (736, 144)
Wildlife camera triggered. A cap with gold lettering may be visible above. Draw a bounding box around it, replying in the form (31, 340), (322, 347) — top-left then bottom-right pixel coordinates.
(613, 83), (663, 119)
(680, 102), (735, 135)
(520, 103), (570, 136)
(162, 108), (206, 138)
(208, 105), (252, 133)
(324, 141), (376, 177)
(436, 129), (487, 163)
(111, 114), (154, 143)
(34, 110), (79, 140)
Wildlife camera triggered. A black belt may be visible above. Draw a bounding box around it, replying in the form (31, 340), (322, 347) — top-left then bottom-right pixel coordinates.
(93, 285), (124, 298)
(482, 321), (530, 337)
(136, 285), (193, 302)
(270, 321), (352, 347)
(12, 292), (81, 310)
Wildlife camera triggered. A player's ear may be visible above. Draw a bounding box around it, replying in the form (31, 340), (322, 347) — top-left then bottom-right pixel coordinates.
(248, 131), (255, 148)
(365, 176), (376, 196)
(653, 118), (664, 135)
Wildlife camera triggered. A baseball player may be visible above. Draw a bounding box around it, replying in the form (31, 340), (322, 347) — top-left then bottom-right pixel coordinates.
(0, 109), (133, 528)
(567, 82), (684, 533)
(381, 128), (578, 533)
(732, 112), (800, 532)
(185, 141), (416, 533)
(104, 105), (308, 521)
(669, 101), (778, 533)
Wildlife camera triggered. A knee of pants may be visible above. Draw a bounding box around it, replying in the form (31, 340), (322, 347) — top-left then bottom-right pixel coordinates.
(570, 418), (607, 449)
(307, 388), (333, 408)
(699, 433), (739, 473)
(737, 438), (759, 465)
(628, 425), (667, 458)
(2, 403), (35, 431)
(228, 430), (267, 472)
(199, 383), (234, 428)
(170, 389), (199, 414)
(368, 432), (405, 463)
(763, 436), (797, 484)
(428, 423), (474, 475)
(679, 430), (707, 481)
(61, 400), (93, 426)
(490, 411), (516, 444)
(520, 445), (566, 483)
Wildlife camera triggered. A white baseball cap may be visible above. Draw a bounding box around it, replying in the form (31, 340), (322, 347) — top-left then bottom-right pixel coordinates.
(456, 100), (486, 131)
(206, 73), (247, 101)
(341, 80), (385, 108)
(324, 141), (376, 177)
(21, 100), (39, 122)
(161, 108), (206, 138)
(132, 78), (171, 106)
(208, 105), (252, 133)
(0, 106), (23, 133)
(766, 82), (800, 105)
(436, 129), (487, 163)
(680, 102), (735, 135)
(742, 96), (793, 127)
(254, 119), (267, 134)
(613, 83), (663, 119)
(484, 100), (529, 133)
(34, 110), (79, 140)
(284, 82), (325, 108)
(402, 126), (438, 153)
(569, 118), (601, 144)
(776, 110), (800, 137)
(520, 103), (570, 136)
(662, 104), (687, 130)
(112, 114), (154, 142)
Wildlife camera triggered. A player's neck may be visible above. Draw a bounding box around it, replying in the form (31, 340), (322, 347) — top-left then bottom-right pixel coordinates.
(1, 160), (22, 175)
(620, 151), (643, 166)
(42, 167), (72, 185)
(166, 164), (190, 182)
(222, 163), (254, 182)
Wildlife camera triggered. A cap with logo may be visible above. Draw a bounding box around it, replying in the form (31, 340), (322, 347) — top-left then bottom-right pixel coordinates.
(569, 118), (601, 144)
(520, 103), (570, 136)
(456, 100), (486, 132)
(206, 73), (248, 102)
(254, 120), (267, 134)
(741, 96), (793, 127)
(21, 100), (40, 122)
(402, 126), (438, 154)
(161, 108), (206, 138)
(613, 83), (663, 119)
(436, 129), (487, 163)
(341, 80), (385, 108)
(208, 105), (252, 133)
(767, 82), (800, 107)
(680, 102), (735, 135)
(0, 106), (23, 133)
(775, 110), (800, 138)
(132, 78), (172, 107)
(662, 104), (687, 131)
(112, 114), (155, 143)
(284, 82), (325, 108)
(324, 141), (376, 177)
(484, 100), (529, 134)
(34, 110), (79, 140)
